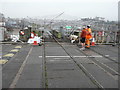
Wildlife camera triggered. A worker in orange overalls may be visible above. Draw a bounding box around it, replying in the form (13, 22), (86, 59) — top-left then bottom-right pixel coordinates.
(85, 25), (92, 48)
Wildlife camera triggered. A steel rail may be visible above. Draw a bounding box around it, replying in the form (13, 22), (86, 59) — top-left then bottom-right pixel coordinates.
(49, 31), (119, 76)
(76, 47), (119, 80)
(89, 47), (119, 64)
(51, 36), (105, 89)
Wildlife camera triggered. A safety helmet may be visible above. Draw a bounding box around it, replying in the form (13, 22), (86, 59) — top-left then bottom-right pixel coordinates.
(82, 26), (86, 29)
(87, 25), (91, 28)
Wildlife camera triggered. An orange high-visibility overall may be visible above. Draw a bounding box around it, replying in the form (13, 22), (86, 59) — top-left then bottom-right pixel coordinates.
(85, 28), (92, 48)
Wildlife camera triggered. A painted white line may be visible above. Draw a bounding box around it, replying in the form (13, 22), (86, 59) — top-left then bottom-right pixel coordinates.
(49, 60), (71, 62)
(46, 56), (70, 58)
(73, 56), (86, 58)
(9, 47), (33, 88)
(39, 56), (42, 58)
(86, 56), (103, 57)
(73, 56), (103, 58)
(54, 58), (64, 59)
(54, 58), (70, 60)
(39, 56), (103, 58)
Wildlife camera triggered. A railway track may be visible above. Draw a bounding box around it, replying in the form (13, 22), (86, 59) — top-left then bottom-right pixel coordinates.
(2, 31), (118, 89)
(54, 38), (105, 89)
(90, 46), (118, 64)
(67, 38), (119, 75)
(77, 48), (119, 78)
(96, 45), (118, 53)
(50, 32), (119, 76)
(44, 33), (104, 89)
(45, 31), (118, 88)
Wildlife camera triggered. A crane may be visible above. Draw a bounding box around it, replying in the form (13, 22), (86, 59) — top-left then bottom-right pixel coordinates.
(44, 12), (64, 29)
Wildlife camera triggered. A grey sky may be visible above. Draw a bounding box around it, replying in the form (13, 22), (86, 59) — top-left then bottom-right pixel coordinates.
(0, 0), (119, 21)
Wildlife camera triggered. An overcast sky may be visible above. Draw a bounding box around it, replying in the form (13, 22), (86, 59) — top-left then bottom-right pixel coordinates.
(0, 0), (119, 21)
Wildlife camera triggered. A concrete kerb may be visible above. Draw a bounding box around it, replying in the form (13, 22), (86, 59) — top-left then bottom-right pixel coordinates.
(0, 45), (23, 65)
(0, 42), (28, 45)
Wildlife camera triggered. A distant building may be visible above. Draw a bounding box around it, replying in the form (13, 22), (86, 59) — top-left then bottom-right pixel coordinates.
(0, 13), (5, 27)
(0, 13), (6, 41)
(81, 17), (105, 22)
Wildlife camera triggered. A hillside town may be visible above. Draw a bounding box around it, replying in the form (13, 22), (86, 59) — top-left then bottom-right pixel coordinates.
(0, 13), (118, 42)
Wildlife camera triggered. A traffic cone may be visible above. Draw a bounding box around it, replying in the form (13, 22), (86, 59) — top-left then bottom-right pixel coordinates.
(33, 41), (38, 45)
(91, 38), (95, 46)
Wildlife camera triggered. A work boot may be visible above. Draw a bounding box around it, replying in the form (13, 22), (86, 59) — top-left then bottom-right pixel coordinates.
(80, 47), (85, 50)
(85, 45), (90, 49)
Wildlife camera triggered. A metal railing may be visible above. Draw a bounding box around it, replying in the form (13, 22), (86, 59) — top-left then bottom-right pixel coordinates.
(92, 30), (119, 45)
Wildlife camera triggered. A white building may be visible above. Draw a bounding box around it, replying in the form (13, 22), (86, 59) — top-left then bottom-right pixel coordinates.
(0, 13), (5, 41)
(0, 27), (5, 41)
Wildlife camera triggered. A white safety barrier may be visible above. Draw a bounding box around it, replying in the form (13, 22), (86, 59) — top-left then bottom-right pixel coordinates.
(27, 36), (42, 44)
(10, 35), (19, 42)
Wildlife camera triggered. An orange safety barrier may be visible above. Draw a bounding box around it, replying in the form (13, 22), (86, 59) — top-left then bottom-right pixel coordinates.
(91, 38), (95, 46)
